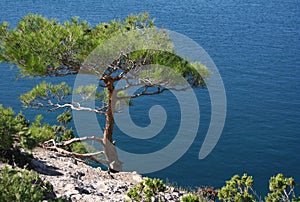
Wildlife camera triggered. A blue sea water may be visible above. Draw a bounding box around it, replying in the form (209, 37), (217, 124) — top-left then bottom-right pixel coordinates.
(0, 0), (299, 196)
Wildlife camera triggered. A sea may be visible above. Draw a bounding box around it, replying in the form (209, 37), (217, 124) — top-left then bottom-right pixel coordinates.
(0, 0), (299, 196)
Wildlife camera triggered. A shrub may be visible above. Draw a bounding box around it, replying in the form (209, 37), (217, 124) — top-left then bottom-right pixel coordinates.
(0, 105), (89, 160)
(265, 173), (300, 202)
(70, 142), (89, 154)
(22, 111), (88, 154)
(127, 177), (166, 202)
(181, 194), (200, 202)
(0, 105), (53, 152)
(0, 105), (15, 150)
(218, 173), (300, 202)
(218, 173), (256, 202)
(22, 114), (55, 149)
(0, 105), (29, 150)
(0, 105), (33, 166)
(0, 166), (55, 202)
(54, 111), (89, 154)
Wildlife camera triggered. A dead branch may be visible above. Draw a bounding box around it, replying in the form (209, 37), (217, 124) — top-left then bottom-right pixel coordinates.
(42, 136), (110, 167)
(47, 102), (106, 114)
(44, 145), (109, 165)
(55, 136), (104, 147)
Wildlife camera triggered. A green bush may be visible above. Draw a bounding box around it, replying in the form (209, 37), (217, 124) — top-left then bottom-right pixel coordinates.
(21, 111), (88, 154)
(0, 106), (15, 150)
(0, 105), (29, 150)
(20, 120), (53, 150)
(70, 142), (89, 154)
(54, 111), (89, 154)
(0, 166), (55, 202)
(23, 114), (55, 149)
(0, 105), (33, 166)
(0, 105), (89, 157)
(218, 173), (256, 202)
(181, 194), (200, 202)
(265, 174), (300, 202)
(0, 105), (54, 152)
(127, 177), (166, 202)
(218, 173), (300, 202)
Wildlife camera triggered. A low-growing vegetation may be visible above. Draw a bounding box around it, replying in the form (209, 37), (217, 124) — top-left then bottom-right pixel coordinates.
(126, 174), (300, 202)
(0, 166), (66, 202)
(181, 194), (200, 202)
(218, 173), (300, 202)
(127, 177), (166, 202)
(0, 105), (88, 167)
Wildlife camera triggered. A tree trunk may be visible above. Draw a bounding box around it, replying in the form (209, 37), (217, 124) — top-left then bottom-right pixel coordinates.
(102, 80), (123, 172)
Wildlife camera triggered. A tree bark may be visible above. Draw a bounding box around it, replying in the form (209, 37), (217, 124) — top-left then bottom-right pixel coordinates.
(103, 81), (115, 142)
(102, 80), (123, 172)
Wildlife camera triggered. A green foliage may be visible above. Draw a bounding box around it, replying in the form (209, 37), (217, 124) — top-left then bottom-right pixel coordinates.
(57, 111), (72, 126)
(265, 174), (300, 202)
(0, 12), (155, 77)
(53, 111), (89, 154)
(127, 188), (142, 201)
(73, 84), (99, 101)
(115, 90), (132, 110)
(1, 13), (208, 88)
(21, 114), (55, 150)
(0, 105), (34, 166)
(0, 166), (57, 202)
(127, 177), (166, 202)
(218, 173), (256, 202)
(141, 51), (207, 87)
(0, 14), (88, 76)
(0, 105), (16, 150)
(70, 142), (88, 154)
(218, 173), (300, 202)
(20, 81), (70, 107)
(0, 105), (79, 152)
(181, 194), (200, 202)
(192, 62), (210, 81)
(0, 105), (29, 150)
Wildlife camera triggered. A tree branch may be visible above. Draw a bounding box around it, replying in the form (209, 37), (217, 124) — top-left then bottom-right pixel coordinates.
(42, 136), (109, 165)
(115, 77), (142, 92)
(47, 102), (106, 114)
(116, 84), (191, 100)
(55, 136), (104, 147)
(43, 146), (109, 165)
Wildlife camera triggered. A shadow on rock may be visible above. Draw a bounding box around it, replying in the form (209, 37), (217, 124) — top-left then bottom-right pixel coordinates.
(31, 158), (63, 176)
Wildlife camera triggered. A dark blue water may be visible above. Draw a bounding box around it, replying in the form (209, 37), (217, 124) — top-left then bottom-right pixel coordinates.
(1, 0), (299, 196)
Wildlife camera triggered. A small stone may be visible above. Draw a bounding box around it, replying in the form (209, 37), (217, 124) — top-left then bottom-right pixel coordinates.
(71, 194), (82, 201)
(75, 186), (90, 194)
(114, 190), (122, 194)
(49, 154), (57, 158)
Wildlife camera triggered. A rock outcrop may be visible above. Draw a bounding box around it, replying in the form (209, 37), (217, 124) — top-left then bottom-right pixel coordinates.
(31, 147), (143, 201)
(29, 148), (190, 202)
